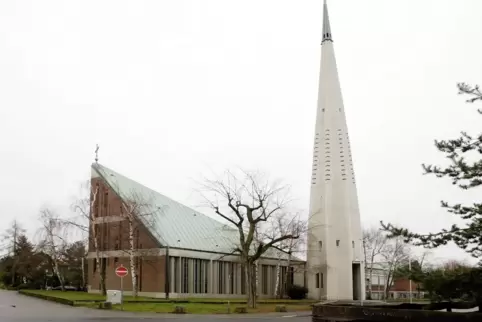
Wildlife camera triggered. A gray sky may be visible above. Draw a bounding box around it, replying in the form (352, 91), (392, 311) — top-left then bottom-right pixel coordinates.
(0, 0), (481, 264)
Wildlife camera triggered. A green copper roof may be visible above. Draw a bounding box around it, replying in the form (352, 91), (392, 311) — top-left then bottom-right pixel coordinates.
(92, 163), (296, 260)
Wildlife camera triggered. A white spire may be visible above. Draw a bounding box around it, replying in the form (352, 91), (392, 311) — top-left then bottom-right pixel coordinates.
(322, 0), (332, 43)
(305, 0), (365, 301)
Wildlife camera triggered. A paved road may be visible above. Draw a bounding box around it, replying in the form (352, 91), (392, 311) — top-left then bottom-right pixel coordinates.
(0, 290), (311, 322)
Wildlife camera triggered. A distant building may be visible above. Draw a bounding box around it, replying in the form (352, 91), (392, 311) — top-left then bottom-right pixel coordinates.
(365, 263), (425, 300)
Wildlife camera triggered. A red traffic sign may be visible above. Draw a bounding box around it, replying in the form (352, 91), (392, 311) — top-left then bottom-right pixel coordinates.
(115, 265), (128, 278)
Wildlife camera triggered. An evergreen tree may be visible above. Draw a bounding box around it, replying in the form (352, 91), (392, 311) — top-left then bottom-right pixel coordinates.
(62, 241), (87, 288)
(381, 83), (482, 257)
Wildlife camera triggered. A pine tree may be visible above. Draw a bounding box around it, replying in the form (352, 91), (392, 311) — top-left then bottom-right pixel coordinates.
(381, 83), (482, 257)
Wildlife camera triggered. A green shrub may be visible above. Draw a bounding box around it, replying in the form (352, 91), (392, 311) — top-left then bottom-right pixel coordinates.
(275, 305), (287, 312)
(98, 302), (112, 310)
(287, 285), (308, 300)
(234, 307), (247, 314)
(16, 283), (30, 290)
(18, 290), (74, 306)
(172, 305), (186, 314)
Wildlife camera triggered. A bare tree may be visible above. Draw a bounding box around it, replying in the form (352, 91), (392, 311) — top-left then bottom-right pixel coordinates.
(381, 237), (410, 299)
(119, 190), (161, 298)
(273, 213), (307, 298)
(65, 181), (106, 295)
(198, 169), (300, 308)
(362, 227), (390, 299)
(1, 220), (26, 285)
(37, 208), (67, 291)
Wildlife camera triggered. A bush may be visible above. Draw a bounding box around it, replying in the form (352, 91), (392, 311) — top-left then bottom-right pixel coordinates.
(16, 283), (40, 290)
(98, 302), (112, 310)
(287, 285), (308, 300)
(18, 290), (74, 306)
(172, 306), (186, 314)
(234, 307), (247, 314)
(275, 305), (287, 312)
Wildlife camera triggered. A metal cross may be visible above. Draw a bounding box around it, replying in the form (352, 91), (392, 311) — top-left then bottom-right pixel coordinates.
(95, 144), (99, 163)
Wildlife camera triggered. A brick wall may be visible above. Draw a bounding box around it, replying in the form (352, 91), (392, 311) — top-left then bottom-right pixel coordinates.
(87, 176), (165, 293)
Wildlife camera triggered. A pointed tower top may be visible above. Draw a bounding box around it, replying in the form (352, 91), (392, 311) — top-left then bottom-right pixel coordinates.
(322, 0), (332, 43)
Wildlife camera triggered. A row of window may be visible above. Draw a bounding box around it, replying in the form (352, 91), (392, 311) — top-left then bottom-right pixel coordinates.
(169, 257), (294, 295)
(318, 240), (357, 248)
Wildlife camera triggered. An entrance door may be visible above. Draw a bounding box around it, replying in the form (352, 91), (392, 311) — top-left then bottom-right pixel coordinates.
(352, 263), (361, 300)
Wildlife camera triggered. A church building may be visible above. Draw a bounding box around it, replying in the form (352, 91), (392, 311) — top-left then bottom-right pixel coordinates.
(87, 0), (364, 301)
(87, 163), (305, 298)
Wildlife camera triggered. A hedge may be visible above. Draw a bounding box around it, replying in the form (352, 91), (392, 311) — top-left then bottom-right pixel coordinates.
(18, 290), (74, 306)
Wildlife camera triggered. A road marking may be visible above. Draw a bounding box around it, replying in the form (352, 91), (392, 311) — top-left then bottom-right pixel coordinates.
(282, 315), (297, 318)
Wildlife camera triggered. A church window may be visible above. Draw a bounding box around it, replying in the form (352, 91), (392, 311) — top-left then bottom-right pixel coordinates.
(336, 240), (340, 246)
(318, 241), (322, 250)
(104, 192), (108, 208)
(316, 273), (323, 288)
(230, 263), (236, 294)
(352, 241), (355, 248)
(218, 261), (225, 294)
(262, 265), (268, 294)
(181, 258), (189, 293)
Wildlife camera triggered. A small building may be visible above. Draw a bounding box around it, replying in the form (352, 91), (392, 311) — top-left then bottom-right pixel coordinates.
(365, 263), (425, 300)
(87, 163), (305, 298)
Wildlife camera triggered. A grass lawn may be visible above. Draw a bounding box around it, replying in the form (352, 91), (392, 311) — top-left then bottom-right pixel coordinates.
(20, 290), (314, 314)
(77, 302), (313, 314)
(19, 290), (159, 302)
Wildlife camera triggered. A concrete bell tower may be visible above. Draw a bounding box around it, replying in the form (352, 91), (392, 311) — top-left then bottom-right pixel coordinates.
(306, 0), (365, 301)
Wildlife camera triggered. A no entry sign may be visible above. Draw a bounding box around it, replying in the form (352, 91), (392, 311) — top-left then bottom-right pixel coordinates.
(115, 265), (128, 278)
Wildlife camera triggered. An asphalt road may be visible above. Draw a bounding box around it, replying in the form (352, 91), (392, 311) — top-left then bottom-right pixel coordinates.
(0, 290), (312, 322)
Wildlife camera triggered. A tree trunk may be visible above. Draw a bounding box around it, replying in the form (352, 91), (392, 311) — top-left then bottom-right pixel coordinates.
(447, 301), (452, 312)
(274, 255), (281, 298)
(93, 236), (106, 295)
(255, 260), (259, 299)
(52, 257), (65, 291)
(283, 252), (293, 298)
(367, 262), (374, 299)
(243, 258), (258, 308)
(10, 260), (17, 286)
(384, 271), (393, 300)
(90, 185), (106, 295)
(128, 220), (138, 297)
(246, 262), (257, 308)
(81, 257), (85, 290)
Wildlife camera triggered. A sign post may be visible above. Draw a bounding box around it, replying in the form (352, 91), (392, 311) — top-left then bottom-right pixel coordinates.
(115, 265), (128, 311)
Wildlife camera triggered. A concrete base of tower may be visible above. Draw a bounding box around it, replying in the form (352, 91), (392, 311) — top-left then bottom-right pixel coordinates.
(305, 262), (365, 301)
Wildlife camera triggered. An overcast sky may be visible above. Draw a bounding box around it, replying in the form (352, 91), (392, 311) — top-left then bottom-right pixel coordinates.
(0, 0), (481, 264)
